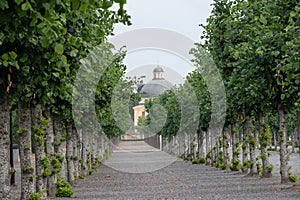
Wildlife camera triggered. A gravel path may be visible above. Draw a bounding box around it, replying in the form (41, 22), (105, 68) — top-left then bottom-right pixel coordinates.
(53, 141), (299, 200)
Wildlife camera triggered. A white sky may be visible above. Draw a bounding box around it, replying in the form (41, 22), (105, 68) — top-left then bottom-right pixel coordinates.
(110, 0), (214, 84)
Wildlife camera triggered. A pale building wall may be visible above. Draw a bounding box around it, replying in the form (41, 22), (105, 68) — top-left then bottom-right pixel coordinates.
(133, 106), (148, 126)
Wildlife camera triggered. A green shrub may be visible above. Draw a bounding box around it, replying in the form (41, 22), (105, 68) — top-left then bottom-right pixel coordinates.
(267, 164), (274, 173)
(289, 175), (298, 183)
(43, 169), (52, 177)
(256, 162), (262, 175)
(41, 157), (50, 169)
(219, 163), (226, 170)
(192, 159), (200, 164)
(230, 160), (241, 171)
(243, 160), (253, 169)
(56, 187), (74, 197)
(57, 179), (71, 188)
(206, 152), (211, 159)
(56, 178), (74, 197)
(51, 158), (61, 168)
(88, 169), (94, 175)
(79, 174), (85, 179)
(199, 158), (206, 164)
(29, 192), (41, 200)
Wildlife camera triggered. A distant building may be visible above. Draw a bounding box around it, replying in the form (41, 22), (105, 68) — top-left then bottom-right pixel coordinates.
(133, 66), (173, 126)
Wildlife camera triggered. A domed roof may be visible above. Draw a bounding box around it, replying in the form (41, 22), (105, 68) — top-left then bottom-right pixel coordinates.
(139, 79), (173, 98)
(139, 66), (173, 98)
(153, 66), (164, 73)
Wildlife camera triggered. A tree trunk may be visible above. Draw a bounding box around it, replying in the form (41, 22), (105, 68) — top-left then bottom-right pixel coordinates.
(247, 118), (257, 175)
(0, 95), (10, 200)
(297, 111), (300, 154)
(206, 129), (211, 165)
(32, 105), (47, 199)
(223, 129), (228, 170)
(273, 130), (277, 150)
(91, 133), (98, 169)
(18, 102), (35, 200)
(81, 130), (88, 177)
(242, 120), (249, 174)
(278, 105), (289, 183)
(216, 139), (220, 167)
(210, 128), (218, 167)
(66, 124), (75, 185)
(44, 110), (56, 197)
(231, 124), (240, 171)
(87, 133), (92, 171)
(53, 117), (67, 180)
(74, 128), (81, 180)
(291, 129), (296, 153)
(231, 125), (236, 163)
(259, 113), (272, 178)
(198, 130), (205, 159)
(196, 130), (200, 159)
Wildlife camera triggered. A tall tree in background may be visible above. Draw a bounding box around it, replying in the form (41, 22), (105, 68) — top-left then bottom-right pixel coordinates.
(199, 0), (299, 182)
(0, 0), (131, 199)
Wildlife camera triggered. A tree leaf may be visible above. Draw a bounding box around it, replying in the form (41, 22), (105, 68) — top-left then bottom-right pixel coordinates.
(71, 0), (80, 10)
(54, 43), (64, 54)
(0, 0), (8, 10)
(21, 2), (31, 11)
(15, 0), (23, 6)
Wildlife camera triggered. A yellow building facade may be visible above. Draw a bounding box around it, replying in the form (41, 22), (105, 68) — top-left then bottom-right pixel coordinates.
(132, 66), (173, 126)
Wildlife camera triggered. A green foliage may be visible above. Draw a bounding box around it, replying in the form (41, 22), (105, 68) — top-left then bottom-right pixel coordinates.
(214, 163), (219, 168)
(206, 152), (211, 159)
(56, 184), (73, 197)
(259, 122), (272, 147)
(16, 128), (26, 135)
(243, 160), (253, 169)
(40, 156), (50, 168)
(88, 169), (94, 175)
(24, 144), (30, 150)
(256, 162), (262, 175)
(248, 136), (256, 147)
(71, 156), (79, 161)
(56, 177), (74, 197)
(79, 174), (85, 179)
(267, 164), (274, 173)
(230, 160), (241, 171)
(192, 159), (200, 164)
(0, 0), (131, 141)
(43, 169), (52, 177)
(289, 175), (298, 183)
(219, 163), (227, 170)
(52, 168), (62, 174)
(24, 166), (34, 173)
(29, 175), (36, 182)
(199, 158), (206, 164)
(198, 0), (300, 143)
(10, 167), (15, 174)
(53, 153), (65, 163)
(56, 187), (74, 198)
(51, 159), (61, 168)
(29, 192), (41, 200)
(186, 69), (211, 132)
(233, 150), (240, 156)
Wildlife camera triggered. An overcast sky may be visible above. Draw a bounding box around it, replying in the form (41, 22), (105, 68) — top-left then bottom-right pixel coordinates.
(110, 0), (214, 84)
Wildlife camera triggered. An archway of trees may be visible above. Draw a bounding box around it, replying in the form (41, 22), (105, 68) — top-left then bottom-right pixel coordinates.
(0, 0), (299, 199)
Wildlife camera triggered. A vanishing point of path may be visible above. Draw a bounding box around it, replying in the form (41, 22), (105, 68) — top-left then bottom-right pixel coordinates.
(56, 141), (299, 200)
